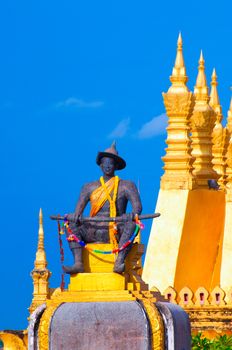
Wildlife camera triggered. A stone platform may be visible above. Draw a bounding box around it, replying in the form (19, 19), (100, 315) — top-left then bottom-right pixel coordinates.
(27, 242), (191, 350)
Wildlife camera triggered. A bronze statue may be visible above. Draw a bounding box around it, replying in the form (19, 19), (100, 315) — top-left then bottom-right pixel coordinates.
(63, 142), (142, 274)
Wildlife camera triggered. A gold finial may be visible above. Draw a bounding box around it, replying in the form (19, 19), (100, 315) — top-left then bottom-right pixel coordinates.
(38, 208), (44, 251)
(194, 50), (209, 101)
(175, 32), (184, 69)
(169, 33), (188, 93)
(39, 207), (43, 225)
(210, 68), (222, 122)
(35, 208), (47, 269)
(30, 208), (51, 315)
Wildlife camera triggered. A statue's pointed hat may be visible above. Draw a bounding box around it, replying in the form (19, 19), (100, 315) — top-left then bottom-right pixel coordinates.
(96, 141), (126, 170)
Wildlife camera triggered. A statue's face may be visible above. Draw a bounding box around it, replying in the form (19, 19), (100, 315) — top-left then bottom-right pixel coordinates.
(100, 157), (115, 177)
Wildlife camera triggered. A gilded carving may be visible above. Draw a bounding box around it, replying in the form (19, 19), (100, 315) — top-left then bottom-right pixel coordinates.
(163, 286), (177, 304)
(191, 109), (215, 130)
(227, 98), (232, 135)
(225, 137), (232, 200)
(211, 286), (226, 306)
(194, 287), (210, 306)
(179, 286), (194, 307)
(163, 92), (194, 117)
(38, 302), (62, 350)
(0, 332), (27, 350)
(161, 91), (195, 190)
(212, 123), (224, 148)
(226, 139), (232, 169)
(141, 299), (164, 350)
(212, 124), (227, 187)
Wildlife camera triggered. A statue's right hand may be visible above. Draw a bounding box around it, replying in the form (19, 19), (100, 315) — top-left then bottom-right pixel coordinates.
(66, 213), (82, 225)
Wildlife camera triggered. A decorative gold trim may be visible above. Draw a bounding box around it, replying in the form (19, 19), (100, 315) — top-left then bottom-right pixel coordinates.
(0, 331), (27, 349)
(141, 299), (164, 350)
(38, 302), (63, 350)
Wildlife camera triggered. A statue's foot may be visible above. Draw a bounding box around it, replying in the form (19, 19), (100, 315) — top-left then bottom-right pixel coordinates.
(63, 263), (84, 275)
(113, 261), (125, 274)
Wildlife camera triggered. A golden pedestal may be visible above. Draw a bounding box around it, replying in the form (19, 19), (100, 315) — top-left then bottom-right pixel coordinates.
(69, 273), (125, 291)
(29, 242), (165, 350)
(69, 244), (125, 291)
(68, 243), (149, 292)
(83, 243), (115, 273)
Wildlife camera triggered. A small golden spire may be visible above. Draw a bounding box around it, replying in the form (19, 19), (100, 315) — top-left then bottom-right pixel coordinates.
(169, 32), (188, 93)
(30, 208), (51, 315)
(174, 33), (185, 70)
(194, 50), (209, 100)
(227, 97), (232, 134)
(34, 208), (47, 270)
(210, 68), (222, 122)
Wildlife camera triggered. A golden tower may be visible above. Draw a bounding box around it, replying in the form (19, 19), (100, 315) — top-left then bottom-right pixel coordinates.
(220, 99), (232, 294)
(29, 209), (51, 314)
(161, 33), (195, 190)
(143, 34), (196, 290)
(190, 52), (218, 187)
(143, 41), (225, 294)
(226, 98), (232, 135)
(210, 69), (226, 187)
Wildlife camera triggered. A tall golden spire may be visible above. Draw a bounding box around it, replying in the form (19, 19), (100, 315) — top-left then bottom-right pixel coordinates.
(190, 51), (218, 187)
(227, 98), (232, 135)
(34, 208), (47, 270)
(168, 33), (188, 93)
(224, 98), (232, 195)
(29, 209), (51, 315)
(194, 51), (209, 101)
(210, 69), (222, 122)
(210, 69), (225, 187)
(161, 34), (195, 190)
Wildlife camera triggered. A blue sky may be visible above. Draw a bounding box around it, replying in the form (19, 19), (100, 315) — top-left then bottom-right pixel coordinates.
(0, 0), (231, 330)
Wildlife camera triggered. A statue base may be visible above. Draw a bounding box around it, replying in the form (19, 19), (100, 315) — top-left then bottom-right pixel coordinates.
(83, 243), (115, 273)
(68, 243), (149, 292)
(69, 273), (125, 291)
(27, 243), (191, 350)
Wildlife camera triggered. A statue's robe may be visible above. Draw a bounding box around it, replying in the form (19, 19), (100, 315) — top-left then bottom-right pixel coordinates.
(69, 177), (142, 244)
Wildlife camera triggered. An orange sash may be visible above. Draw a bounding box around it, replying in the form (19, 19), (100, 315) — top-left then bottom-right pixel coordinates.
(90, 176), (119, 248)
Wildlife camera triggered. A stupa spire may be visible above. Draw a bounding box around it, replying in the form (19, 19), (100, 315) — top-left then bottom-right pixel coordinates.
(227, 98), (232, 134)
(34, 208), (47, 270)
(29, 209), (51, 315)
(174, 33), (185, 71)
(161, 34), (195, 190)
(210, 70), (225, 187)
(194, 51), (209, 101)
(210, 69), (222, 122)
(190, 51), (218, 187)
(168, 33), (188, 93)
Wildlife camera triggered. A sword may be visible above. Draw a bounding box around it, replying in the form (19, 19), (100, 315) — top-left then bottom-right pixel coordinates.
(50, 213), (160, 223)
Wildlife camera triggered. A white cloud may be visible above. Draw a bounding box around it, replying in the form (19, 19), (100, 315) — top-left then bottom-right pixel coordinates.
(137, 113), (167, 139)
(108, 118), (130, 139)
(55, 97), (104, 109)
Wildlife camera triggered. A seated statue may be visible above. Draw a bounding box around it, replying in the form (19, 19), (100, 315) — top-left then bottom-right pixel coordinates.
(63, 142), (142, 274)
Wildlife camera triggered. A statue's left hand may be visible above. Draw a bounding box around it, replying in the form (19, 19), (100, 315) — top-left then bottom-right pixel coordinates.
(66, 213), (82, 225)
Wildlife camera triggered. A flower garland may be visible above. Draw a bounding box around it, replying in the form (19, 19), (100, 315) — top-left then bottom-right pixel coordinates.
(60, 215), (144, 255)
